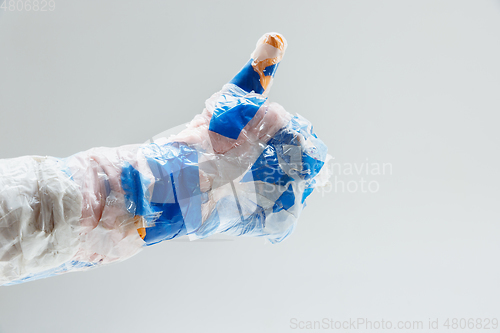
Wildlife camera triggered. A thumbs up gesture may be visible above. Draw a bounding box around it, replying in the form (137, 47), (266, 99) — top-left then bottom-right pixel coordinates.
(147, 32), (329, 244)
(0, 33), (330, 286)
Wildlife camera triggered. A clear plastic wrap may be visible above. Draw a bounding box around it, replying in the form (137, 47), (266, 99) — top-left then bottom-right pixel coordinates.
(0, 32), (331, 286)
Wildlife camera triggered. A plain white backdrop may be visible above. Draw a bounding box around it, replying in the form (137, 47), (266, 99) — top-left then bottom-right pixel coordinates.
(1, 1), (500, 332)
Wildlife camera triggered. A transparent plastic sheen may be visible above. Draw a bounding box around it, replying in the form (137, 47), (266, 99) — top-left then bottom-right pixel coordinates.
(0, 33), (331, 286)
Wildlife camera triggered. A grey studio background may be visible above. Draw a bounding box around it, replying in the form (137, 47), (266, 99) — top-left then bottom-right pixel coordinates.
(0, 1), (500, 333)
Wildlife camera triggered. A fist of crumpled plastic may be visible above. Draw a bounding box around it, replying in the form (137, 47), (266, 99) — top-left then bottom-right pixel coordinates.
(0, 32), (331, 286)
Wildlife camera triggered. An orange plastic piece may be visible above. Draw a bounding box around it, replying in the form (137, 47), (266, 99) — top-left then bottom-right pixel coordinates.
(133, 215), (147, 240)
(252, 34), (286, 92)
(137, 227), (146, 240)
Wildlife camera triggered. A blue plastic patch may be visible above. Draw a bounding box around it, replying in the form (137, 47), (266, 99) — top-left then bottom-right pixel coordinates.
(197, 115), (328, 244)
(301, 179), (316, 204)
(230, 59), (280, 94)
(240, 124), (301, 186)
(210, 56), (284, 140)
(121, 162), (156, 221)
(143, 174), (186, 245)
(230, 59), (264, 94)
(210, 57), (283, 140)
(301, 153), (325, 180)
(241, 144), (294, 186)
(209, 87), (266, 140)
(121, 142), (202, 246)
(273, 184), (295, 213)
(289, 116), (328, 180)
(263, 63), (279, 77)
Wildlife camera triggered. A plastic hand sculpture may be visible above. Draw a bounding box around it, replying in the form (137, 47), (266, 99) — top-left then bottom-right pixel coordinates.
(0, 33), (330, 286)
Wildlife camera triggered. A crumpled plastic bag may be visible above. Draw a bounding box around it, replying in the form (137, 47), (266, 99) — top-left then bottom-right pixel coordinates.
(0, 32), (331, 286)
